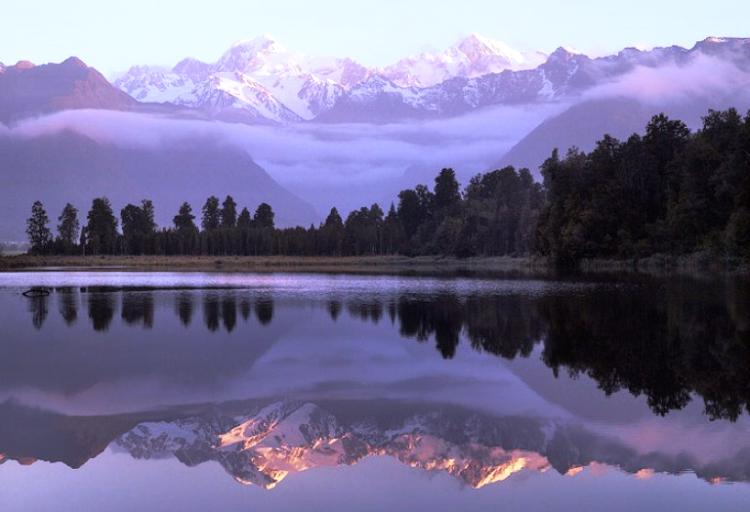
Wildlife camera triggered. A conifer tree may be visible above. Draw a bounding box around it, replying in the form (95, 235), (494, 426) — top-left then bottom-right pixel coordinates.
(201, 196), (221, 231)
(57, 203), (80, 248)
(26, 201), (51, 254)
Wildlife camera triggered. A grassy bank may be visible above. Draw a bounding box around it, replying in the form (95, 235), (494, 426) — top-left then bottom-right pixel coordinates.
(0, 254), (551, 275)
(2, 253), (745, 276)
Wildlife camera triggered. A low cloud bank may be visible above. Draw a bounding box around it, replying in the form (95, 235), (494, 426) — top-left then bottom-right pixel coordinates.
(2, 103), (564, 214)
(585, 53), (750, 107)
(5, 102), (564, 187)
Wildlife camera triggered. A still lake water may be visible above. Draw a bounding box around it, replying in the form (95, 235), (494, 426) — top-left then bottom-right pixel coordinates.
(0, 271), (749, 511)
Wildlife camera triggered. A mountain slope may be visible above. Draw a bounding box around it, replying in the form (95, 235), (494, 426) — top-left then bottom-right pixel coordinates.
(496, 98), (656, 173)
(0, 57), (138, 124)
(496, 86), (750, 176)
(0, 130), (317, 240)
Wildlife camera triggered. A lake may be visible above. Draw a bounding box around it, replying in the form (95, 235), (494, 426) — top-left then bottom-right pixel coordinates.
(0, 271), (749, 511)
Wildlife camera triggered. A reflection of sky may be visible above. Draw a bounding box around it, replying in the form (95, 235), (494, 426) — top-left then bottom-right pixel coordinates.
(1, 272), (750, 508)
(245, 310), (570, 418)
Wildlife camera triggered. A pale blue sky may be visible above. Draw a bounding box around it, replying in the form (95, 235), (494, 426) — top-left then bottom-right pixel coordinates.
(2, 0), (748, 73)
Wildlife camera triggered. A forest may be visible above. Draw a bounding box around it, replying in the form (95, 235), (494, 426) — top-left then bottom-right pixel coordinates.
(537, 108), (750, 264)
(21, 108), (750, 264)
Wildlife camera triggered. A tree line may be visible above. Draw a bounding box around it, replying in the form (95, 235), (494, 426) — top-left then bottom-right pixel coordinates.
(24, 166), (543, 258)
(22, 108), (750, 262)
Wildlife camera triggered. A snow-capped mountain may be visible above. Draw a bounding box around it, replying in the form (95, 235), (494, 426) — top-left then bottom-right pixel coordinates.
(113, 36), (750, 124)
(315, 47), (598, 122)
(114, 35), (369, 122)
(381, 33), (547, 88)
(319, 38), (750, 123)
(113, 34), (541, 123)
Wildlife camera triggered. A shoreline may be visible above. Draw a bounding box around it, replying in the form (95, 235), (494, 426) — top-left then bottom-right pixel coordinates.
(0, 254), (552, 276)
(0, 253), (746, 277)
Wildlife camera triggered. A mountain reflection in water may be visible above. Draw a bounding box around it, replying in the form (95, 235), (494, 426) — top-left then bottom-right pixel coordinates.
(1, 398), (750, 490)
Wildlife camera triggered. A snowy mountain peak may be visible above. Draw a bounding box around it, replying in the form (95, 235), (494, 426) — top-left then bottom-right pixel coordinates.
(548, 47), (582, 60)
(457, 33), (525, 63)
(172, 57), (212, 81)
(216, 35), (290, 74)
(228, 34), (284, 53)
(692, 36), (750, 55)
(381, 33), (545, 88)
(703, 36), (730, 44)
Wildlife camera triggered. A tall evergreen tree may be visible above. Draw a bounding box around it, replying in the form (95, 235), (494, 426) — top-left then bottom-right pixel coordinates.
(121, 200), (156, 255)
(221, 195), (238, 228)
(201, 196), (221, 231)
(141, 200), (157, 232)
(397, 189), (422, 240)
(57, 203), (80, 248)
(434, 168), (461, 212)
(382, 203), (404, 254)
(26, 201), (51, 254)
(325, 207), (343, 227)
(85, 197), (118, 255)
(254, 203), (275, 229)
(237, 207), (252, 228)
(173, 202), (197, 232)
(320, 207), (344, 255)
(172, 202), (198, 255)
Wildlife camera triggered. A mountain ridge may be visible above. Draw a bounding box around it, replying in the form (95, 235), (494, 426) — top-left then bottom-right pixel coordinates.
(112, 36), (750, 124)
(0, 57), (138, 124)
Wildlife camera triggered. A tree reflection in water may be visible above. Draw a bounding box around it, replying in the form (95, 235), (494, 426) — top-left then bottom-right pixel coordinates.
(176, 292), (194, 327)
(85, 287), (116, 332)
(27, 294), (49, 330)
(121, 291), (154, 329)
(56, 287), (78, 326)
(221, 292), (237, 333)
(342, 279), (750, 420)
(28, 278), (750, 420)
(255, 297), (274, 325)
